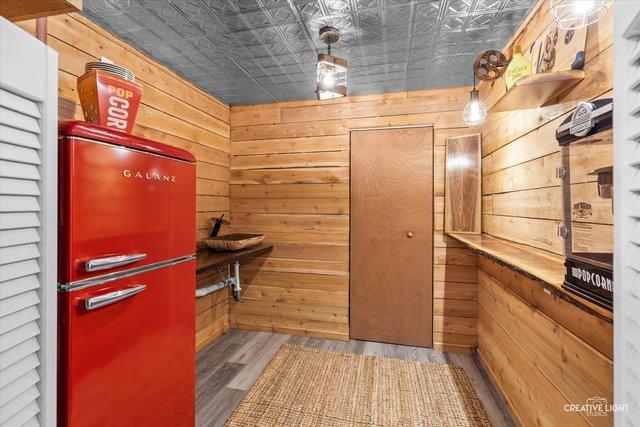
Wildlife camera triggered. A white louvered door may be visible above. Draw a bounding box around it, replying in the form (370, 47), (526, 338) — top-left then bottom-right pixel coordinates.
(614, 2), (640, 425)
(0, 18), (58, 427)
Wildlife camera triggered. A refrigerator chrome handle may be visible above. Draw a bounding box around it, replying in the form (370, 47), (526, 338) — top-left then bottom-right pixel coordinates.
(84, 253), (147, 272)
(84, 285), (147, 310)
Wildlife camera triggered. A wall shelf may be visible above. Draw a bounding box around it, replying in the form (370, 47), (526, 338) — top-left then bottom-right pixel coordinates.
(489, 70), (585, 113)
(196, 242), (273, 273)
(0, 0), (81, 22)
(447, 232), (613, 322)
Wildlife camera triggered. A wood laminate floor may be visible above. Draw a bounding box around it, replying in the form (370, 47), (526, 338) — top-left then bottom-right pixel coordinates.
(196, 329), (515, 427)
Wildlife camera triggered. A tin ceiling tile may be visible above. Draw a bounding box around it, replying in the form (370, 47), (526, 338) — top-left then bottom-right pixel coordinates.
(262, 0), (292, 8)
(198, 0), (233, 13)
(452, 52), (475, 68)
(388, 50), (408, 63)
(325, 0), (351, 13)
(328, 14), (355, 32)
(445, 0), (473, 15)
(457, 41), (482, 55)
(460, 28), (486, 42)
(296, 1), (324, 20)
(497, 8), (532, 25)
(219, 13), (249, 30)
(386, 4), (411, 20)
(414, 1), (440, 20)
(434, 43), (456, 56)
(83, 0), (536, 105)
(270, 7), (297, 23)
(386, 23), (410, 41)
(358, 10), (382, 27)
(476, 0), (501, 11)
(355, 0), (380, 8)
(468, 12), (495, 29)
(486, 25), (518, 41)
(88, 0), (143, 12)
(124, 27), (164, 44)
(407, 59), (426, 69)
(364, 54), (385, 64)
(437, 31), (461, 44)
(504, 0), (536, 7)
(226, 0), (264, 11)
(388, 62), (405, 73)
(408, 47), (427, 60)
(412, 19), (436, 36)
(244, 10), (272, 27)
(442, 16), (466, 31)
(406, 78), (426, 91)
(433, 55), (452, 66)
(366, 64), (385, 75)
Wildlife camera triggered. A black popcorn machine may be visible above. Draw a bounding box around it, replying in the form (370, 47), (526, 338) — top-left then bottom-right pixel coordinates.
(556, 98), (613, 310)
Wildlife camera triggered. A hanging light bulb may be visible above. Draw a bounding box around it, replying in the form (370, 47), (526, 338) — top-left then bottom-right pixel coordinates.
(322, 72), (335, 87)
(463, 88), (487, 126)
(316, 26), (347, 100)
(573, 0), (595, 13)
(463, 89), (487, 126)
(549, 0), (612, 29)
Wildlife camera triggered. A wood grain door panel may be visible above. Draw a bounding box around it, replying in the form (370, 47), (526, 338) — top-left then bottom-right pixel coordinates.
(444, 133), (481, 234)
(350, 127), (433, 347)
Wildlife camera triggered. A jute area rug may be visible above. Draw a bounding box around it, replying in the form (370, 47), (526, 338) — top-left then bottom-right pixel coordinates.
(225, 344), (490, 426)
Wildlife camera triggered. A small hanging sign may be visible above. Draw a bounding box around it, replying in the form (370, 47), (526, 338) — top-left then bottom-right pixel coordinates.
(556, 98), (613, 145)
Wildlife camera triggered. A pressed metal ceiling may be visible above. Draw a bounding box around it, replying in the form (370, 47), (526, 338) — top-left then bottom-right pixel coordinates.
(83, 0), (536, 105)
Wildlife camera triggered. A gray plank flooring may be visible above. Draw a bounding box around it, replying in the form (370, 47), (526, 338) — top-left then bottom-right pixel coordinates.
(196, 329), (515, 427)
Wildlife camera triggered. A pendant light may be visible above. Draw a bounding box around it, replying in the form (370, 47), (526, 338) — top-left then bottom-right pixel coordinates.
(549, 0), (612, 30)
(463, 75), (487, 126)
(462, 50), (507, 126)
(316, 26), (347, 100)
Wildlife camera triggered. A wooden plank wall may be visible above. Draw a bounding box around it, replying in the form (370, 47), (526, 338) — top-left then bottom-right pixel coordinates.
(476, 0), (614, 423)
(16, 14), (232, 349)
(478, 256), (613, 426)
(479, 0), (613, 255)
(229, 88), (480, 352)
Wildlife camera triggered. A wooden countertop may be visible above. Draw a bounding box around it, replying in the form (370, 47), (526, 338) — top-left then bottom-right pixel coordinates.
(447, 232), (612, 322)
(196, 243), (273, 274)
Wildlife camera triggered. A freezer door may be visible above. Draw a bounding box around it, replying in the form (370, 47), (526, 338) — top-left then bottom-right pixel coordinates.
(58, 260), (195, 427)
(59, 136), (196, 284)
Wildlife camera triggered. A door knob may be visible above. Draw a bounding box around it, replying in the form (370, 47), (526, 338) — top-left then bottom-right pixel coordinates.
(406, 231), (413, 238)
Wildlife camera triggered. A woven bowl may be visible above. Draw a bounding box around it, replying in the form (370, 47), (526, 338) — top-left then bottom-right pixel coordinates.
(205, 233), (265, 251)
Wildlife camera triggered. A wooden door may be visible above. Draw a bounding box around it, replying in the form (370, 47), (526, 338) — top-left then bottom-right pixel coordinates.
(350, 127), (433, 347)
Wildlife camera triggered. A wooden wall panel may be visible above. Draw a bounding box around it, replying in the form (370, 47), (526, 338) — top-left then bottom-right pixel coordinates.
(475, 0), (615, 422)
(17, 13), (231, 349)
(230, 87), (479, 351)
(479, 0), (613, 256)
(195, 269), (230, 351)
(478, 256), (613, 426)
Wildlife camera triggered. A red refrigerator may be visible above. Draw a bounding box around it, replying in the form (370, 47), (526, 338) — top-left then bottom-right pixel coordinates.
(57, 121), (196, 426)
